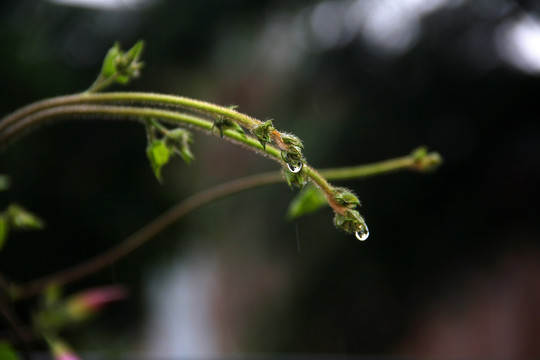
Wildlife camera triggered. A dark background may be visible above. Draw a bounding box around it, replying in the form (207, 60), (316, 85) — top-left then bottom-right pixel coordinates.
(1, 0), (540, 358)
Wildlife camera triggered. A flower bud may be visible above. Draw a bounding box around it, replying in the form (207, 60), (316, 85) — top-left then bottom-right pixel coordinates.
(47, 338), (82, 360)
(65, 285), (127, 322)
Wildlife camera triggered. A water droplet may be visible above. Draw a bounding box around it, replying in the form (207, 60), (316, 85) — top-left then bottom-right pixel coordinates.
(355, 227), (369, 241)
(287, 161), (303, 173)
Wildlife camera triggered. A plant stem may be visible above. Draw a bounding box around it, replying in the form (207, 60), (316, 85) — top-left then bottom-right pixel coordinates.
(320, 150), (442, 179)
(0, 104), (280, 160)
(0, 92), (260, 135)
(0, 103), (345, 209)
(10, 149), (439, 300)
(0, 93), (441, 298)
(13, 172), (282, 300)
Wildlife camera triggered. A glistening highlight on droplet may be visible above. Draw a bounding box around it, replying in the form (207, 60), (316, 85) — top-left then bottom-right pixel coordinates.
(355, 226), (369, 241)
(287, 161), (303, 173)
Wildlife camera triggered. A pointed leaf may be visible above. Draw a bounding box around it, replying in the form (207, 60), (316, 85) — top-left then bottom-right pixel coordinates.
(286, 185), (328, 221)
(146, 139), (171, 182)
(7, 204), (45, 230)
(178, 146), (194, 164)
(165, 129), (195, 164)
(101, 42), (121, 77)
(125, 40), (144, 64)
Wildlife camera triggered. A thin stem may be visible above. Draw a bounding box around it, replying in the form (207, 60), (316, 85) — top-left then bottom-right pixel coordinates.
(0, 104), (280, 160)
(0, 92), (260, 135)
(320, 150), (442, 179)
(0, 92), (441, 299)
(0, 92), (356, 208)
(13, 172), (282, 300)
(85, 74), (121, 94)
(0, 103), (343, 207)
(11, 149), (439, 300)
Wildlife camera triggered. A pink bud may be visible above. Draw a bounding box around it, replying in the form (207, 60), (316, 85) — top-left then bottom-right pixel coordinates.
(48, 339), (82, 360)
(66, 285), (128, 321)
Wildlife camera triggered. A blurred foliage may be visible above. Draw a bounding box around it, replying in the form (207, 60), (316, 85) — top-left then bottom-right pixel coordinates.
(0, 0), (540, 356)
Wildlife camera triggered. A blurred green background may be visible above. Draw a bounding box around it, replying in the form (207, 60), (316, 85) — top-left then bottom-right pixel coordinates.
(1, 0), (540, 358)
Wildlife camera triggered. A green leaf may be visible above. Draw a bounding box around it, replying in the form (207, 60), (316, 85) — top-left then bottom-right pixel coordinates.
(6, 204), (45, 230)
(101, 42), (121, 78)
(212, 116), (245, 138)
(0, 216), (8, 251)
(333, 187), (361, 208)
(165, 128), (195, 164)
(146, 139), (171, 182)
(0, 341), (20, 360)
(125, 40), (145, 64)
(178, 146), (194, 164)
(286, 185), (328, 221)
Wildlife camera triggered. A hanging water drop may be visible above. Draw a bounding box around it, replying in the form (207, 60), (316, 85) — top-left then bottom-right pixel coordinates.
(355, 226), (369, 241)
(287, 161), (303, 173)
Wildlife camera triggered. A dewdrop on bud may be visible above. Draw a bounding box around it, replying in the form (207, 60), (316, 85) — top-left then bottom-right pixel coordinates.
(287, 161), (303, 174)
(355, 225), (369, 241)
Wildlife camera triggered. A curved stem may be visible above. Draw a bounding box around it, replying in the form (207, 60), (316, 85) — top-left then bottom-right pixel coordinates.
(0, 103), (345, 211)
(0, 91), (442, 299)
(11, 148), (440, 300)
(0, 92), (260, 135)
(1, 93), (385, 217)
(13, 172), (282, 300)
(320, 150), (442, 179)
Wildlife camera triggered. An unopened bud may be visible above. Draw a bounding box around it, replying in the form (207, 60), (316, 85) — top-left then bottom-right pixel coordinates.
(65, 285), (127, 321)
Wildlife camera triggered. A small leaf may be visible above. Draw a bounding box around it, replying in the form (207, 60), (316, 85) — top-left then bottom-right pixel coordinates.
(7, 204), (45, 230)
(286, 185), (328, 221)
(0, 216), (8, 251)
(213, 116), (245, 138)
(165, 128), (195, 164)
(125, 40), (144, 62)
(333, 187), (361, 208)
(101, 42), (121, 78)
(178, 146), (194, 164)
(146, 139), (171, 182)
(0, 341), (20, 360)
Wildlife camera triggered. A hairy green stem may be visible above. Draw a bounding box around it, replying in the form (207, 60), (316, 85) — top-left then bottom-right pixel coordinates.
(320, 151), (442, 179)
(0, 92), (260, 135)
(86, 74), (117, 94)
(0, 104), (278, 159)
(0, 103), (344, 210)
